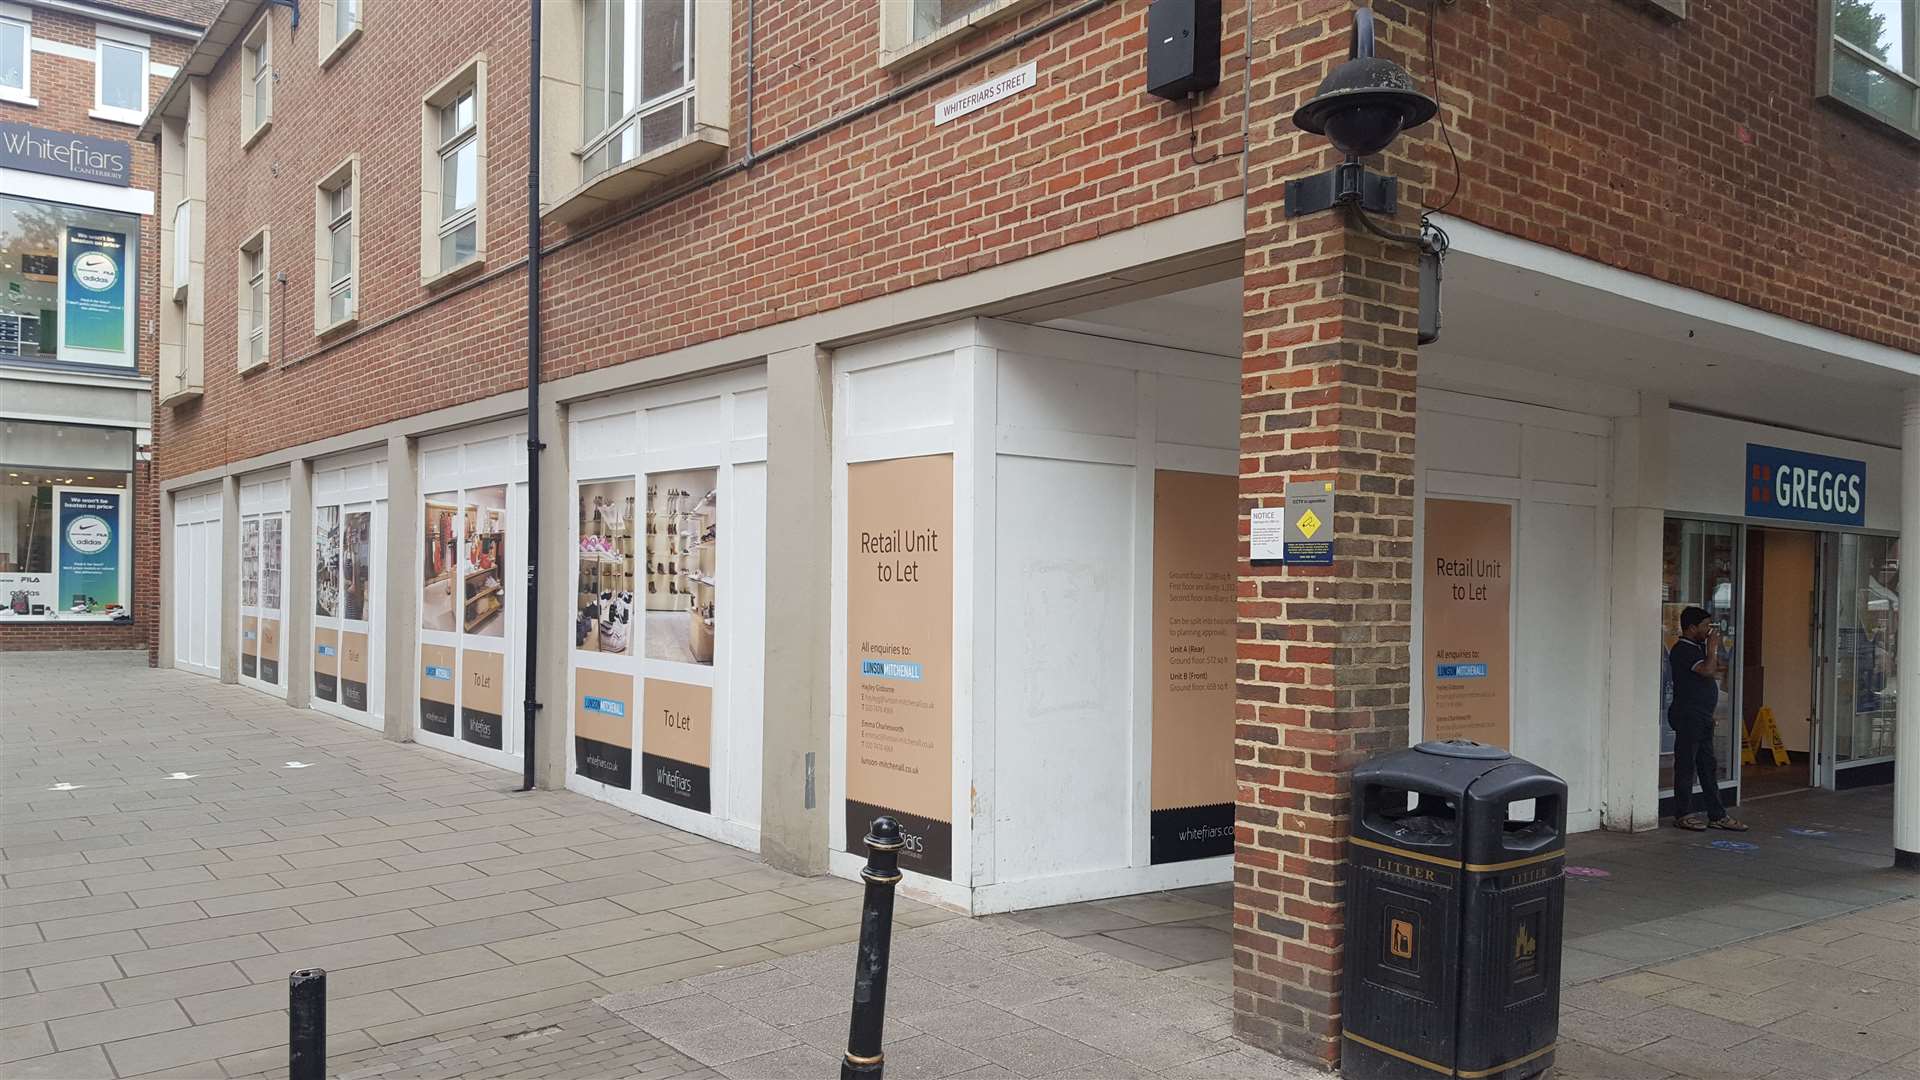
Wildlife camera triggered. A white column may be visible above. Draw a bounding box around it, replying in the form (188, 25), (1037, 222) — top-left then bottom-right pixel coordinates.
(1603, 393), (1668, 832)
(1896, 389), (1920, 868)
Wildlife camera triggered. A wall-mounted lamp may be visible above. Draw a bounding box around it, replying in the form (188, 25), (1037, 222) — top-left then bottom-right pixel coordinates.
(1283, 8), (1436, 218)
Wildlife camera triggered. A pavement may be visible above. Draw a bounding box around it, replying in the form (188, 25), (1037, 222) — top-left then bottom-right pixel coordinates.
(2, 650), (1917, 1080)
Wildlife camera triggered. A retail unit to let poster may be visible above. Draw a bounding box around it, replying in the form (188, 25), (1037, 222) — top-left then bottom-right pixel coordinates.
(461, 650), (506, 749)
(340, 631), (370, 712)
(845, 455), (954, 881)
(314, 626), (338, 702)
(258, 617), (281, 685)
(241, 615), (259, 678)
(1149, 471), (1238, 864)
(1422, 498), (1513, 748)
(574, 667), (634, 789)
(419, 644), (456, 736)
(641, 678), (711, 812)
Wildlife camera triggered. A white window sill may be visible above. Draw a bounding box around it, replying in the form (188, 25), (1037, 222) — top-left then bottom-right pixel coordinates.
(160, 381), (203, 406)
(421, 254), (485, 290)
(320, 25), (361, 70)
(0, 89), (38, 107)
(878, 0), (1048, 71)
(543, 127), (726, 225)
(242, 118), (272, 150)
(89, 106), (145, 127)
(236, 357), (268, 376)
(314, 315), (358, 337)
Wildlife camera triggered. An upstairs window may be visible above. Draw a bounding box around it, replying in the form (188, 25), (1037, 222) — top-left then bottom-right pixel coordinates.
(0, 13), (30, 103)
(421, 58), (487, 283)
(170, 200), (190, 302)
(319, 0), (360, 65)
(238, 230), (269, 370)
(438, 91), (478, 267)
(1819, 0), (1920, 140)
(877, 0), (1045, 67)
(242, 16), (272, 144)
(94, 37), (148, 123)
(579, 0), (693, 182)
(327, 182), (353, 323)
(314, 160), (358, 331)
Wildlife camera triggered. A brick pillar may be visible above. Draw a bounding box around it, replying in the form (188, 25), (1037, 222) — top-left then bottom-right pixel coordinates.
(1233, 0), (1428, 1066)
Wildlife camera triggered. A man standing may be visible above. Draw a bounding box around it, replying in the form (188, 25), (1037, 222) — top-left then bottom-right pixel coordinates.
(1668, 606), (1749, 831)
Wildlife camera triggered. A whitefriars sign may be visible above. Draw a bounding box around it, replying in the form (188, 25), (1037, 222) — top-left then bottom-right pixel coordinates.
(0, 122), (132, 187)
(1745, 443), (1866, 528)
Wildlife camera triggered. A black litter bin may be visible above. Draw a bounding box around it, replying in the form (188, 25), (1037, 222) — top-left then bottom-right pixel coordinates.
(1342, 739), (1566, 1080)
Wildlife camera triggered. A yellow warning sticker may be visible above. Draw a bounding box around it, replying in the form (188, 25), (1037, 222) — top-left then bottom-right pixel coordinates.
(1296, 508), (1322, 538)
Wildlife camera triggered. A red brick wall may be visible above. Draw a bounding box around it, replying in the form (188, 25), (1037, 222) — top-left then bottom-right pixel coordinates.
(1427, 0), (1918, 353)
(152, 0), (1916, 491)
(0, 8), (195, 658)
(153, 0), (1252, 479)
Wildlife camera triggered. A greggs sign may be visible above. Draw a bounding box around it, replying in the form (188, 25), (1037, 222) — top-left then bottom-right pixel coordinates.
(1745, 444), (1866, 527)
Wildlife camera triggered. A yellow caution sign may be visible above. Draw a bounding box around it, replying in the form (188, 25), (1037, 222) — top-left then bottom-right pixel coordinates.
(1296, 507), (1322, 539)
(1742, 706), (1791, 767)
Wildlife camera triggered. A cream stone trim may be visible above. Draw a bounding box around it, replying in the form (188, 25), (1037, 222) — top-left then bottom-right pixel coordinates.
(158, 79), (208, 406)
(876, 0), (1048, 71)
(317, 0), (361, 68)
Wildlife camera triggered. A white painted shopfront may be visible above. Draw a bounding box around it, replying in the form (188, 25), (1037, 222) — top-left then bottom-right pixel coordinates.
(416, 420), (527, 770)
(564, 367), (769, 851)
(310, 449), (388, 732)
(170, 482), (222, 678)
(237, 472), (289, 697)
(828, 319), (1241, 913)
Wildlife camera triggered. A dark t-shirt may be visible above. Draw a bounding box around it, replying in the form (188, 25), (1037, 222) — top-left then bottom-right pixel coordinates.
(1668, 637), (1718, 725)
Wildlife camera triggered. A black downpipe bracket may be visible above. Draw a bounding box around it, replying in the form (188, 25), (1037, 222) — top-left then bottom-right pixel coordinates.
(520, 0), (543, 794)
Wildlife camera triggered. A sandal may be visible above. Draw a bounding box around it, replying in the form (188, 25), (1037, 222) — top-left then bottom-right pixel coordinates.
(1676, 814), (1708, 831)
(1708, 817), (1750, 832)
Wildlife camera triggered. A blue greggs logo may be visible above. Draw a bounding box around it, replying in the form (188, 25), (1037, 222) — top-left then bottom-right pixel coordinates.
(1745, 444), (1865, 527)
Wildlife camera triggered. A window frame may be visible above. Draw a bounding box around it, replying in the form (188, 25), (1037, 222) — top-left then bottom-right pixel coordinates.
(92, 33), (149, 125)
(319, 0), (361, 67)
(420, 57), (487, 285)
(1816, 0), (1920, 142)
(241, 14), (273, 147)
(575, 0), (696, 186)
(237, 228), (270, 373)
(0, 7), (34, 107)
(313, 158), (359, 333)
(876, 0), (1048, 70)
(170, 199), (190, 304)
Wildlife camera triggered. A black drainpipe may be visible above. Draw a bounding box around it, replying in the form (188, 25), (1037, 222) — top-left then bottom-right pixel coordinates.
(520, 0), (543, 794)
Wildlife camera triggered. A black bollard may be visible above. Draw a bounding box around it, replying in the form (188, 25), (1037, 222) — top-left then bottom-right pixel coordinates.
(841, 816), (903, 1080)
(288, 967), (326, 1080)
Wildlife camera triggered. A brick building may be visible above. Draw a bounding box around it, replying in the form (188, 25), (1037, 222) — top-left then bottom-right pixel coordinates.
(0, 0), (212, 655)
(142, 0), (1918, 1070)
